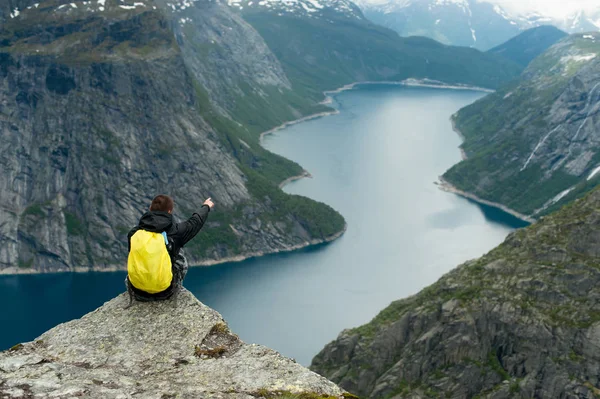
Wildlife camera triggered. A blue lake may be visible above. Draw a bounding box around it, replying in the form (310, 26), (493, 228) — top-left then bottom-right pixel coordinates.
(0, 85), (527, 365)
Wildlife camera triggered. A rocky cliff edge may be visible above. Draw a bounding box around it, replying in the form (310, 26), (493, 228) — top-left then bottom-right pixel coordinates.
(0, 289), (344, 399)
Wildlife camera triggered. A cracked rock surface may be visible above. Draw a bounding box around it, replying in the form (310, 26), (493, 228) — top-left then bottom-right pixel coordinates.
(0, 289), (343, 399)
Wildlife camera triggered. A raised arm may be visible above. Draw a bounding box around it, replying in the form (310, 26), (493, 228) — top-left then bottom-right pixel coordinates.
(173, 198), (214, 248)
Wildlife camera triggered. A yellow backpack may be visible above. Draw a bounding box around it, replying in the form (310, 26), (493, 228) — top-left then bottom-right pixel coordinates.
(127, 230), (173, 294)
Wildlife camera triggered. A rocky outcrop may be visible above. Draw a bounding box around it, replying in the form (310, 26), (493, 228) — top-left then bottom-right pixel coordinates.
(0, 289), (345, 398)
(311, 187), (600, 398)
(443, 33), (600, 218)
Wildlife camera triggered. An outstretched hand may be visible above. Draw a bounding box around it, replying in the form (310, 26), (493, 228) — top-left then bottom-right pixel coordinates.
(203, 197), (214, 209)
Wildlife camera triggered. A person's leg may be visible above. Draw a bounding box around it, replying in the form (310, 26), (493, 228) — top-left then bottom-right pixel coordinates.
(171, 250), (189, 291)
(124, 276), (136, 309)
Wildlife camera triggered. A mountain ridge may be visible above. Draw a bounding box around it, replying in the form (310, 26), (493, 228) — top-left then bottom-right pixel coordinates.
(238, 1), (522, 97)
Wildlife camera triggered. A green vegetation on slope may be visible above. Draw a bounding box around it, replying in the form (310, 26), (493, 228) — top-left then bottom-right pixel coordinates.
(443, 33), (600, 216)
(0, 5), (178, 63)
(185, 79), (345, 260)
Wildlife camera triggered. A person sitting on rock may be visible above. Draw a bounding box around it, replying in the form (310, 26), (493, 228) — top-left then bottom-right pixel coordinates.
(125, 194), (214, 306)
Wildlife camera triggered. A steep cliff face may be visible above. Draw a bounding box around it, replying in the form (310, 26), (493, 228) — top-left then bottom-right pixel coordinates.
(166, 0), (330, 137)
(158, 0), (296, 118)
(0, 289), (345, 398)
(311, 187), (600, 398)
(0, 0), (345, 273)
(443, 33), (600, 218)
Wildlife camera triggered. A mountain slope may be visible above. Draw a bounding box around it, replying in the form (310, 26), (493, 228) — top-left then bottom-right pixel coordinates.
(0, 0), (345, 273)
(353, 0), (599, 51)
(488, 25), (568, 67)
(231, 0), (522, 98)
(442, 33), (600, 218)
(311, 185), (600, 398)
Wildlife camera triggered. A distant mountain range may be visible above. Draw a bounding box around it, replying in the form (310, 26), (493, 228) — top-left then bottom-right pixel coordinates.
(230, 0), (521, 97)
(352, 0), (600, 50)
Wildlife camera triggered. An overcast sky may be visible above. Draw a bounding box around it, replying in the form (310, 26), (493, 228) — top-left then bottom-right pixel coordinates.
(493, 0), (599, 18)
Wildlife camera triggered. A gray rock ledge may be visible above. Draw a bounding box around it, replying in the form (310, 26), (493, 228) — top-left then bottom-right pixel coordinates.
(0, 290), (343, 399)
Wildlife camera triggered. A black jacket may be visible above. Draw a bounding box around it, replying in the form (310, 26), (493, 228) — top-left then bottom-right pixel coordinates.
(127, 205), (210, 258)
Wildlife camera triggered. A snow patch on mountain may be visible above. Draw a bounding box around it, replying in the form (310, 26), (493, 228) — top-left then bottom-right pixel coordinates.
(430, 0), (471, 16)
(560, 54), (597, 64)
(571, 11), (582, 30)
(493, 4), (510, 20)
(36, 0), (155, 15)
(355, 0), (599, 39)
(588, 166), (600, 181)
(227, 0), (364, 19)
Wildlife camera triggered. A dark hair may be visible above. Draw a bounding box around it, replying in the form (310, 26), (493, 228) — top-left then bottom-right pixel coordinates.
(150, 195), (174, 212)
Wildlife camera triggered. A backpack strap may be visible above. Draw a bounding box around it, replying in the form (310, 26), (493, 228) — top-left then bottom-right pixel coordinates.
(162, 231), (174, 253)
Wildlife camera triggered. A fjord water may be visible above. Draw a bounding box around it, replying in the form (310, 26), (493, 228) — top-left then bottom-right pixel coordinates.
(0, 85), (526, 364)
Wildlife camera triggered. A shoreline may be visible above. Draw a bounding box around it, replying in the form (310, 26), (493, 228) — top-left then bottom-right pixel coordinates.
(442, 107), (535, 225)
(321, 79), (494, 96)
(259, 110), (339, 143)
(437, 178), (535, 224)
(0, 225), (348, 275)
(278, 170), (313, 189)
(190, 223), (347, 268)
(450, 117), (468, 161)
(259, 78), (494, 144)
